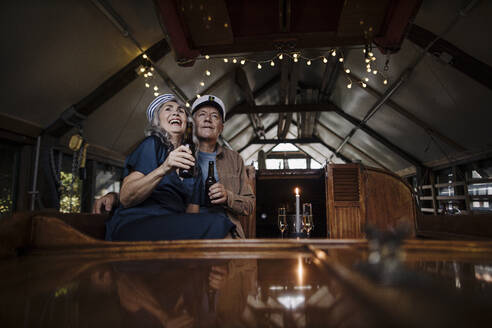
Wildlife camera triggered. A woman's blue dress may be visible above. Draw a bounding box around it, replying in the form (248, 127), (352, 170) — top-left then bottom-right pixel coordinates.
(105, 136), (234, 241)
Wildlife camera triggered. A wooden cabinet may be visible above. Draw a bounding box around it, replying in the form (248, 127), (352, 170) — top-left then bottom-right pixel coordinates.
(326, 164), (416, 238)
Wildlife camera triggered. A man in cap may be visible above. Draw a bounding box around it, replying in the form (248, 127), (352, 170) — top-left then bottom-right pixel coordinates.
(94, 95), (254, 238)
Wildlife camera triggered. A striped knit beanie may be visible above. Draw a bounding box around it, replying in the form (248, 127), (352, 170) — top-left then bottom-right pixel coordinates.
(146, 94), (178, 123)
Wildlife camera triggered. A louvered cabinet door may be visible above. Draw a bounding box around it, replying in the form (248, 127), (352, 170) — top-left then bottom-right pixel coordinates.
(326, 164), (366, 238)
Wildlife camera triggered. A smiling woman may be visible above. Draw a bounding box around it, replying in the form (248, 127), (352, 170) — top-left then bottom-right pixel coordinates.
(104, 94), (234, 241)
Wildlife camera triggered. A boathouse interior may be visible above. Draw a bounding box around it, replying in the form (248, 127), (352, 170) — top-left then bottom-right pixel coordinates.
(1, 1), (492, 326)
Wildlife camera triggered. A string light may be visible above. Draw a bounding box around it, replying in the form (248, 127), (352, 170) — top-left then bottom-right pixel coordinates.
(143, 73), (148, 78)
(142, 54), (148, 59)
(150, 67), (154, 71)
(145, 83), (150, 88)
(154, 92), (159, 96)
(153, 86), (158, 91)
(147, 72), (152, 76)
(196, 94), (201, 98)
(193, 47), (387, 93)
(186, 102), (190, 107)
(140, 67), (145, 73)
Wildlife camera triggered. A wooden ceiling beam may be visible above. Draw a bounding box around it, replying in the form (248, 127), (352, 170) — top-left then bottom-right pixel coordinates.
(45, 38), (170, 137)
(316, 119), (390, 171)
(229, 103), (338, 116)
(331, 103), (423, 168)
(347, 71), (466, 152)
(407, 24), (492, 91)
(226, 73), (281, 121)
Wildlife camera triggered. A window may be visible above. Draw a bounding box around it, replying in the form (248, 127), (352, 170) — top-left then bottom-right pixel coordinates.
(0, 143), (19, 218)
(94, 163), (123, 199)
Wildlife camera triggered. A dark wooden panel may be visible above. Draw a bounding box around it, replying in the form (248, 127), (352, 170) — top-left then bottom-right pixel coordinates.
(364, 167), (416, 237)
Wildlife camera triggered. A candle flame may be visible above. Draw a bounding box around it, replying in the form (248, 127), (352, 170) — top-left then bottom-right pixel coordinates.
(295, 187), (299, 195)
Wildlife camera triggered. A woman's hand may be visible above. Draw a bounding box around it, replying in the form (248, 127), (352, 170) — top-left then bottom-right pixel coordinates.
(160, 145), (195, 175)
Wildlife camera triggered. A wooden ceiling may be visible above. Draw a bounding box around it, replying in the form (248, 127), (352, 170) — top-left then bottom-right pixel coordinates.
(155, 0), (422, 63)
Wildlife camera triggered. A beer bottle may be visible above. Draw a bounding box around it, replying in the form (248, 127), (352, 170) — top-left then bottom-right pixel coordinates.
(178, 122), (195, 178)
(205, 161), (217, 206)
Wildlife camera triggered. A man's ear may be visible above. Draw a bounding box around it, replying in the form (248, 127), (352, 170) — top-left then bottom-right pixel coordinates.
(218, 121), (224, 134)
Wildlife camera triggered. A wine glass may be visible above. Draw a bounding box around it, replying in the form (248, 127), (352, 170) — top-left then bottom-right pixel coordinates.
(302, 203), (314, 238)
(278, 208), (287, 238)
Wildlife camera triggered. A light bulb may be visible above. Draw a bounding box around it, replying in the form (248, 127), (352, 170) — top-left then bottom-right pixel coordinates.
(323, 57), (328, 63)
(373, 70), (378, 75)
(142, 54), (148, 59)
(294, 57), (298, 62)
(143, 73), (148, 78)
(364, 77), (369, 82)
(345, 68), (351, 73)
(224, 58), (228, 63)
(347, 83), (352, 89)
(331, 50), (336, 57)
(362, 83), (367, 88)
(200, 81), (205, 86)
(365, 58), (370, 63)
(150, 67), (154, 71)
(186, 102), (190, 107)
(196, 94), (201, 98)
(147, 72), (153, 76)
(363, 49), (366, 54)
(154, 92), (159, 96)
(270, 60), (275, 66)
(371, 56), (376, 61)
(153, 86), (158, 91)
(240, 59), (246, 65)
(367, 68), (371, 72)
(279, 54), (283, 60)
(140, 67), (145, 73)
(383, 79), (388, 85)
(232, 58), (237, 63)
(368, 52), (374, 57)
(339, 57), (344, 62)
(205, 70), (211, 76)
(367, 64), (371, 68)
(205, 55), (210, 59)
(145, 83), (150, 88)
(307, 60), (311, 66)
(257, 63), (262, 69)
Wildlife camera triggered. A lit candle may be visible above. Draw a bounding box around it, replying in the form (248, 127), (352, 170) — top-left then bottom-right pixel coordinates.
(295, 187), (301, 233)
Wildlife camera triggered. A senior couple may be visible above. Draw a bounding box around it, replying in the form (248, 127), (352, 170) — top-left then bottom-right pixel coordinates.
(97, 94), (254, 241)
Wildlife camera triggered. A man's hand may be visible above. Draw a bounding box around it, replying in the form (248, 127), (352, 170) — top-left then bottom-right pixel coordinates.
(209, 183), (228, 205)
(92, 192), (118, 214)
